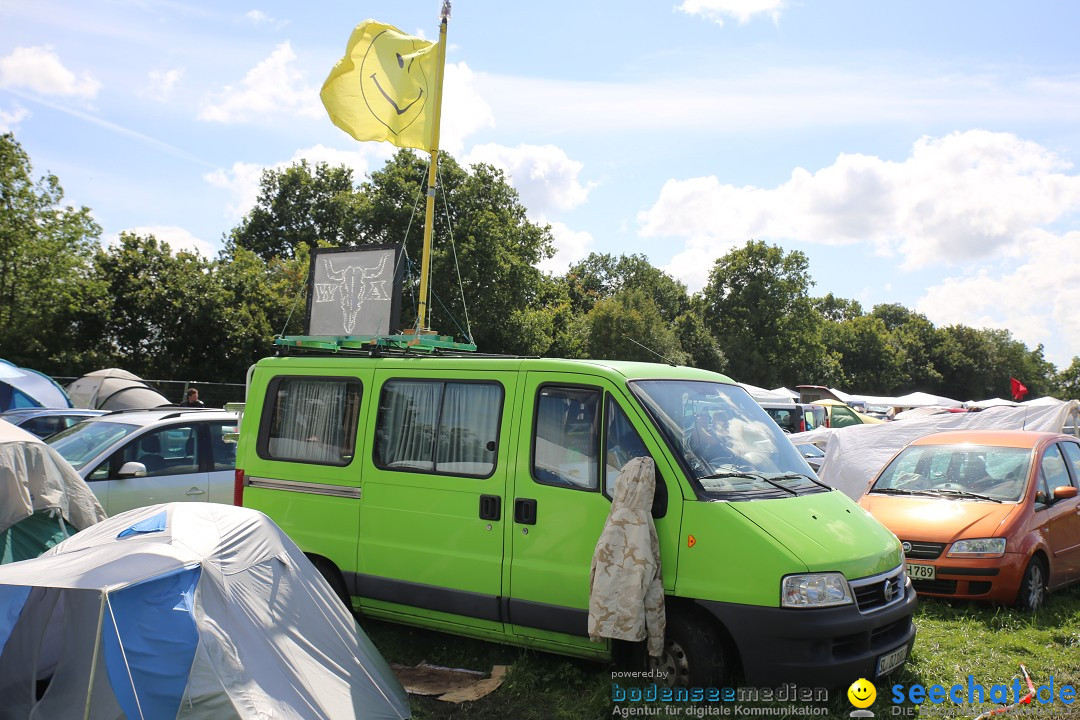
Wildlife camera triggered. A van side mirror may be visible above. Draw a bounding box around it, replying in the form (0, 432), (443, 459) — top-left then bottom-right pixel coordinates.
(1052, 485), (1078, 501)
(118, 461), (148, 478)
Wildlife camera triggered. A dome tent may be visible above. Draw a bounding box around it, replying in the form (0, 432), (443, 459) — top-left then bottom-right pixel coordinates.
(0, 503), (410, 720)
(0, 360), (71, 411)
(0, 419), (106, 564)
(66, 368), (169, 410)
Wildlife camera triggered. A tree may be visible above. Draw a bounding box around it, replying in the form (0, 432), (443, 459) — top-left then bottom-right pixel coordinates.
(821, 314), (904, 392)
(565, 253), (689, 322)
(0, 133), (105, 374)
(91, 233), (222, 381)
(1053, 357), (1080, 400)
(356, 151), (555, 352)
(230, 161), (365, 261)
(584, 289), (688, 364)
(700, 240), (827, 387)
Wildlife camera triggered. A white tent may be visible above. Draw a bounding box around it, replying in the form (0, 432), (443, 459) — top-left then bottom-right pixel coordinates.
(66, 369), (170, 411)
(791, 399), (1079, 500)
(0, 420), (106, 563)
(739, 383), (795, 404)
(0, 503), (410, 720)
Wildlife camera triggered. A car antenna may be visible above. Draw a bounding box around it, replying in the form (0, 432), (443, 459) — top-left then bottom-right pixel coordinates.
(623, 335), (679, 367)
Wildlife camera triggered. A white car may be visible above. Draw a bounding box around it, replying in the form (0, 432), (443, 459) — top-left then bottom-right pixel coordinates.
(46, 408), (238, 516)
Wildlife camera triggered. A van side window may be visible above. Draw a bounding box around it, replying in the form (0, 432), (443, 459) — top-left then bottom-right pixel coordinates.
(533, 386), (600, 490)
(262, 377), (361, 466)
(376, 380), (502, 477)
(604, 396), (651, 495)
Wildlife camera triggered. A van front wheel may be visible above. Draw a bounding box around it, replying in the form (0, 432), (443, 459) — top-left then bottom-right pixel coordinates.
(649, 612), (729, 688)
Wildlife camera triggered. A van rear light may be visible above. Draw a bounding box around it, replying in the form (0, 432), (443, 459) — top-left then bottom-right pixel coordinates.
(234, 469), (245, 506)
(799, 419), (806, 432)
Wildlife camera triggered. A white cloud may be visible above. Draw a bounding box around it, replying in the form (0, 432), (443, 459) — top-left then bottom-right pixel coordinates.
(0, 104), (30, 132)
(464, 143), (593, 216)
(204, 143), (390, 220)
(916, 230), (1080, 367)
(144, 67), (184, 102)
(245, 10), (288, 29)
(0, 46), (100, 98)
(105, 226), (216, 258)
(639, 130), (1080, 290)
(676, 0), (785, 26)
(440, 62), (495, 156)
(198, 42), (321, 123)
(538, 222), (594, 275)
(471, 69), (1080, 137)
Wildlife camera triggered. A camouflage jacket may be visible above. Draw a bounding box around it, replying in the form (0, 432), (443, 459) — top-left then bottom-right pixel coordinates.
(587, 456), (666, 657)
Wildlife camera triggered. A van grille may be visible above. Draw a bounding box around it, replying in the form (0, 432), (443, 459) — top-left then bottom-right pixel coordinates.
(849, 565), (906, 613)
(901, 540), (945, 560)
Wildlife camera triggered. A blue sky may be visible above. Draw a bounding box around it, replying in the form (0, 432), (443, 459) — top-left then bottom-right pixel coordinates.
(3, 1), (1080, 374)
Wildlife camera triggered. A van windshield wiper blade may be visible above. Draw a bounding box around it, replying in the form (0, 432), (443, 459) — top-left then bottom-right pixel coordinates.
(922, 488), (1003, 503)
(699, 471), (798, 496)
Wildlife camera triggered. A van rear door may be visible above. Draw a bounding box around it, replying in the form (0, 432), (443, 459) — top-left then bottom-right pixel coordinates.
(355, 368), (518, 632)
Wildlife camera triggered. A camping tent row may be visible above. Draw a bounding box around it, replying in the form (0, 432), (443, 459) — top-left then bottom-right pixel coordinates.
(0, 503), (410, 720)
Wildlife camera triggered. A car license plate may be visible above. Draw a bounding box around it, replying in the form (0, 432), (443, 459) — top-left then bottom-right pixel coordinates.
(875, 644), (909, 676)
(906, 563), (935, 581)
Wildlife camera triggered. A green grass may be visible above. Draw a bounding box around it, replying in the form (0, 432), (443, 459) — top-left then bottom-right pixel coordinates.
(363, 585), (1080, 720)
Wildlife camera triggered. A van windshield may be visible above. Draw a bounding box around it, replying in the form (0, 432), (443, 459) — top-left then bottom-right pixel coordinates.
(630, 380), (825, 500)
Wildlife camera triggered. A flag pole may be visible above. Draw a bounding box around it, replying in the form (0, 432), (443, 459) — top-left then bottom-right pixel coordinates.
(417, 1), (450, 332)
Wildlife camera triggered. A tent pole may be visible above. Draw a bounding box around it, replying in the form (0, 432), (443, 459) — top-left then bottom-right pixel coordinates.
(83, 591), (108, 720)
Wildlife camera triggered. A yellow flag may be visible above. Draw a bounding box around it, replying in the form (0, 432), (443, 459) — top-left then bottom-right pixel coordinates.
(321, 20), (440, 151)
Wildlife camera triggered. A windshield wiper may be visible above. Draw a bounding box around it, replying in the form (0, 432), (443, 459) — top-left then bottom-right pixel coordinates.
(869, 487), (941, 497)
(699, 471), (799, 496)
(922, 488), (1003, 503)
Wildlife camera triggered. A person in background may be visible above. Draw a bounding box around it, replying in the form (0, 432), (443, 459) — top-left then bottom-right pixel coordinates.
(180, 388), (205, 407)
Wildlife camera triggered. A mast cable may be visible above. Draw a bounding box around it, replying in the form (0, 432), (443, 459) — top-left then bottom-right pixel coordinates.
(437, 162), (474, 343)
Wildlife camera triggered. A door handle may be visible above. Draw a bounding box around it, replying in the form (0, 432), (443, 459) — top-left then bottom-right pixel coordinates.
(186, 487), (206, 496)
(514, 498), (537, 525)
(479, 494), (501, 521)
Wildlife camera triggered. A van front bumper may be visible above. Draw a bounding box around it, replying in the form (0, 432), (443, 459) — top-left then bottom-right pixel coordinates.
(697, 579), (917, 688)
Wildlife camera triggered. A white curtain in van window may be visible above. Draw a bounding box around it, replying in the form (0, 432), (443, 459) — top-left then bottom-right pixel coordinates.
(436, 384), (500, 475)
(273, 380), (349, 463)
(380, 381), (440, 470)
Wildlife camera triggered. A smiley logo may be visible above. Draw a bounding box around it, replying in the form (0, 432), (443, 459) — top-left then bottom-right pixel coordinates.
(847, 678), (876, 708)
(359, 28), (432, 138)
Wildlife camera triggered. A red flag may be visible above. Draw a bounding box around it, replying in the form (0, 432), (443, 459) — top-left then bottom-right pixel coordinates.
(1010, 377), (1029, 401)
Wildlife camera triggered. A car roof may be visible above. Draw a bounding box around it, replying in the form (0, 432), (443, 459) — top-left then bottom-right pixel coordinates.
(909, 429), (1068, 449)
(82, 407), (238, 427)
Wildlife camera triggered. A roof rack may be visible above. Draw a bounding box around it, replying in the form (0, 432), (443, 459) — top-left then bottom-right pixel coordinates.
(274, 332), (479, 356)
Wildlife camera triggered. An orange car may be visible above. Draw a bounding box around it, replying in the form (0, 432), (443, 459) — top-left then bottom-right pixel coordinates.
(859, 430), (1080, 611)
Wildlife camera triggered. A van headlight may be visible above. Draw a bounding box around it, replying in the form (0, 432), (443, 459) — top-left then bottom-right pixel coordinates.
(781, 572), (853, 608)
(947, 538), (1006, 558)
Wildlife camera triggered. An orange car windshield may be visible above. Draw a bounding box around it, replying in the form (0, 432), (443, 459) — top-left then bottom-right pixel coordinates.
(870, 444), (1033, 503)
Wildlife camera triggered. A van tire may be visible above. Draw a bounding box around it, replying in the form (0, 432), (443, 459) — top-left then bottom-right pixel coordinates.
(309, 556), (352, 612)
(649, 611), (729, 688)
(1015, 556), (1047, 612)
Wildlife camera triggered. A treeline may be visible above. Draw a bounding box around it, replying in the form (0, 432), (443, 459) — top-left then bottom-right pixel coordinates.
(3, 132), (1078, 401)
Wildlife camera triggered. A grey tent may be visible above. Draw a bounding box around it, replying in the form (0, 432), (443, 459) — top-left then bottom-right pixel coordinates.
(0, 419), (106, 564)
(66, 369), (170, 410)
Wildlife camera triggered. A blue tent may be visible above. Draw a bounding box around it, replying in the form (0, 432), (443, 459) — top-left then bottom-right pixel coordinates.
(0, 360), (71, 411)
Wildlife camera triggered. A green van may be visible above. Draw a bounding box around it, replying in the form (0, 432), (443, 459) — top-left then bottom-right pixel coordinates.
(234, 352), (915, 688)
